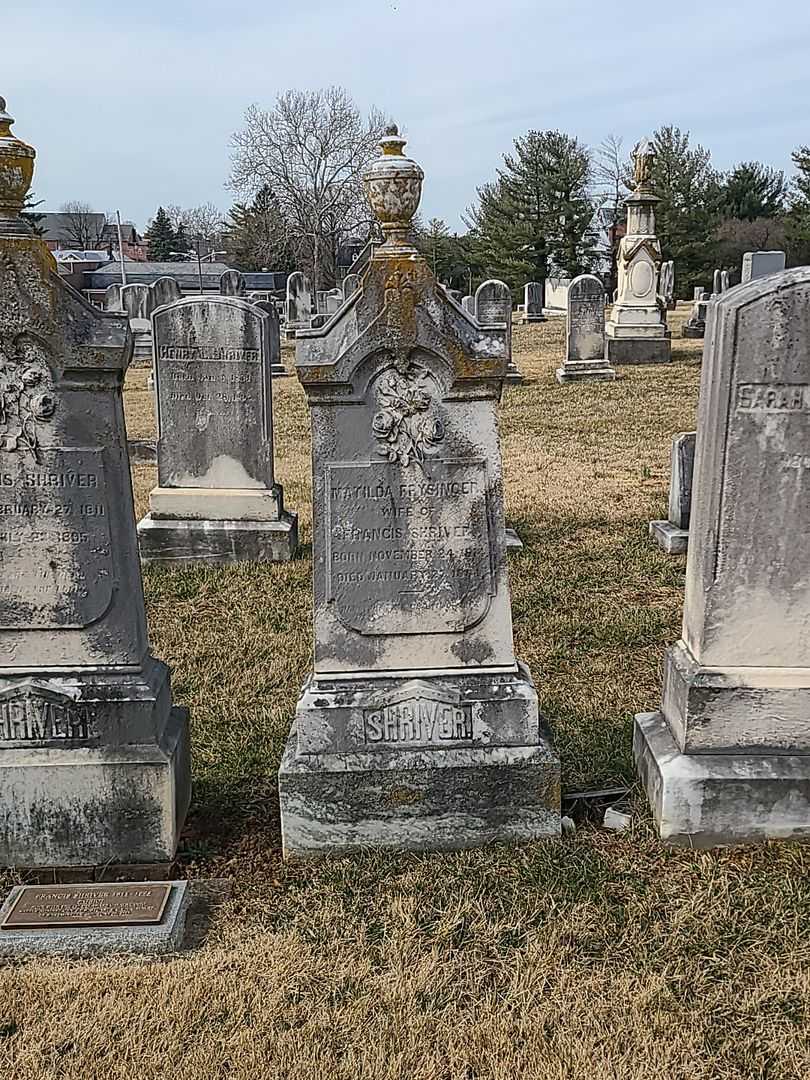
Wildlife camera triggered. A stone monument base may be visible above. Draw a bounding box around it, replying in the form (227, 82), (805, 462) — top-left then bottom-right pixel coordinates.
(605, 337), (672, 365)
(556, 360), (617, 384)
(137, 513), (298, 566)
(649, 519), (689, 555)
(634, 711), (810, 847)
(278, 666), (561, 857)
(0, 706), (190, 867)
(681, 324), (705, 339)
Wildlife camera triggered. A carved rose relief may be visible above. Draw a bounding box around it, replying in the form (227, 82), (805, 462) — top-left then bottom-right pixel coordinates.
(0, 338), (56, 459)
(372, 361), (445, 467)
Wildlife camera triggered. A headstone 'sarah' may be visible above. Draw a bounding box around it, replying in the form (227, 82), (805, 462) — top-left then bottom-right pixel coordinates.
(137, 293), (297, 564)
(636, 268), (810, 845)
(0, 97), (190, 868)
(605, 138), (671, 365)
(278, 125), (560, 856)
(556, 273), (614, 384)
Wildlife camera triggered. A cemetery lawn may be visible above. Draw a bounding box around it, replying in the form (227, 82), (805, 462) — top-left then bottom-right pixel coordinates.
(2, 305), (808, 1080)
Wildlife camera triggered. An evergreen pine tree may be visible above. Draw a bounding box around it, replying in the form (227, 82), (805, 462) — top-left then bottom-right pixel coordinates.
(466, 130), (597, 292)
(21, 191), (45, 236)
(786, 146), (810, 266)
(144, 206), (177, 261)
(720, 161), (786, 221)
(224, 186), (295, 272)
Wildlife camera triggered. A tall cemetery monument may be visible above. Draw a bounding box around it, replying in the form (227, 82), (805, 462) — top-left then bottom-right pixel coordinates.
(278, 126), (560, 855)
(0, 97), (190, 867)
(605, 138), (671, 365)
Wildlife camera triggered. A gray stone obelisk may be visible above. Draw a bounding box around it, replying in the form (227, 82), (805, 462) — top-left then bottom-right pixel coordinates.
(278, 126), (560, 857)
(635, 267), (810, 845)
(0, 97), (190, 868)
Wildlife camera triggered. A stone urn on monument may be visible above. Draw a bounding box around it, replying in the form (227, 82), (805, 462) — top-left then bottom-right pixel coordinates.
(605, 138), (672, 366)
(277, 125), (560, 856)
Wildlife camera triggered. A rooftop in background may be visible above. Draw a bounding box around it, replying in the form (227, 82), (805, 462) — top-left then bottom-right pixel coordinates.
(52, 249), (109, 263)
(88, 260), (236, 290)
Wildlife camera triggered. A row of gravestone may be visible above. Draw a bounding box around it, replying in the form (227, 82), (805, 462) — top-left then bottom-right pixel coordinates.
(1, 104), (808, 886)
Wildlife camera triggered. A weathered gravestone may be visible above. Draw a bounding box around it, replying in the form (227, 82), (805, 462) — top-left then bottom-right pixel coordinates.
(475, 279), (522, 384)
(219, 270), (246, 297)
(253, 300), (288, 376)
(720, 270), (730, 293)
(523, 282), (545, 322)
(285, 271), (312, 339)
(556, 273), (615, 384)
(649, 431), (696, 554)
(278, 125), (560, 856)
(682, 289), (709, 339)
(660, 260), (676, 310)
(636, 267), (810, 845)
(343, 273), (361, 301)
(605, 138), (671, 365)
(103, 284), (122, 312)
(741, 250), (786, 283)
(137, 295), (298, 564)
(120, 282), (153, 362)
(711, 269), (723, 298)
(462, 295), (474, 315)
(0, 97), (190, 868)
(151, 276), (181, 309)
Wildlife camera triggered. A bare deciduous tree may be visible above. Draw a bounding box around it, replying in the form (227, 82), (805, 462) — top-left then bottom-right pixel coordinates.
(167, 202), (226, 245)
(229, 87), (388, 288)
(59, 200), (105, 249)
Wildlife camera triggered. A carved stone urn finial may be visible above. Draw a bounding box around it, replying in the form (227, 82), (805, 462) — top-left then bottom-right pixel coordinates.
(0, 97), (36, 233)
(363, 124), (424, 253)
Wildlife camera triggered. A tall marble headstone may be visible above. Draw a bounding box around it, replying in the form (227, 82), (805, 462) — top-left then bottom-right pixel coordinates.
(556, 273), (614, 384)
(605, 138), (671, 365)
(523, 281), (545, 322)
(636, 267), (810, 845)
(741, 250), (786, 284)
(137, 295), (297, 564)
(103, 283), (122, 312)
(0, 97), (190, 868)
(285, 271), (312, 339)
(120, 282), (154, 361)
(343, 273), (361, 301)
(475, 280), (522, 384)
(253, 299), (288, 377)
(219, 270), (246, 297)
(278, 125), (560, 856)
(151, 276), (181, 309)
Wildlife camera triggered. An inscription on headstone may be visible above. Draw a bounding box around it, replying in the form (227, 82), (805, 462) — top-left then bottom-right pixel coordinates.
(1, 883), (171, 929)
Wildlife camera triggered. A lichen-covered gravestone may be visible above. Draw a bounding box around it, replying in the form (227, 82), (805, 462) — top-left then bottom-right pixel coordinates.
(137, 295), (297, 564)
(278, 126), (560, 856)
(151, 276), (181, 309)
(0, 97), (190, 868)
(556, 273), (614, 384)
(636, 267), (810, 844)
(474, 279), (522, 384)
(523, 281), (545, 322)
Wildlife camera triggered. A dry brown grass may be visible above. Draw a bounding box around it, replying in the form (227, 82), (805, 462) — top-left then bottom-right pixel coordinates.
(1, 308), (808, 1080)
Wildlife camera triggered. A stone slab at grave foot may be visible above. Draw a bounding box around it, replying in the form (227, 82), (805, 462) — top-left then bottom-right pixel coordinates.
(0, 880), (189, 956)
(635, 268), (810, 845)
(605, 138), (672, 366)
(556, 273), (615, 384)
(649, 431), (695, 555)
(0, 98), (190, 868)
(137, 294), (297, 565)
(278, 126), (560, 856)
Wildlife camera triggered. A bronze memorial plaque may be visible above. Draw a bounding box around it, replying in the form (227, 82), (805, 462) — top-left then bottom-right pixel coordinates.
(0, 883), (172, 930)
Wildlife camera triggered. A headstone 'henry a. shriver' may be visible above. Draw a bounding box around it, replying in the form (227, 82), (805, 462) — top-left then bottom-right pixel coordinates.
(278, 126), (560, 856)
(0, 97), (190, 868)
(556, 273), (614, 384)
(635, 267), (810, 845)
(137, 295), (298, 564)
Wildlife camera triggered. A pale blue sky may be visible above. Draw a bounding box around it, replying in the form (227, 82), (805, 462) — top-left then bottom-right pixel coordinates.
(5, 0), (810, 231)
